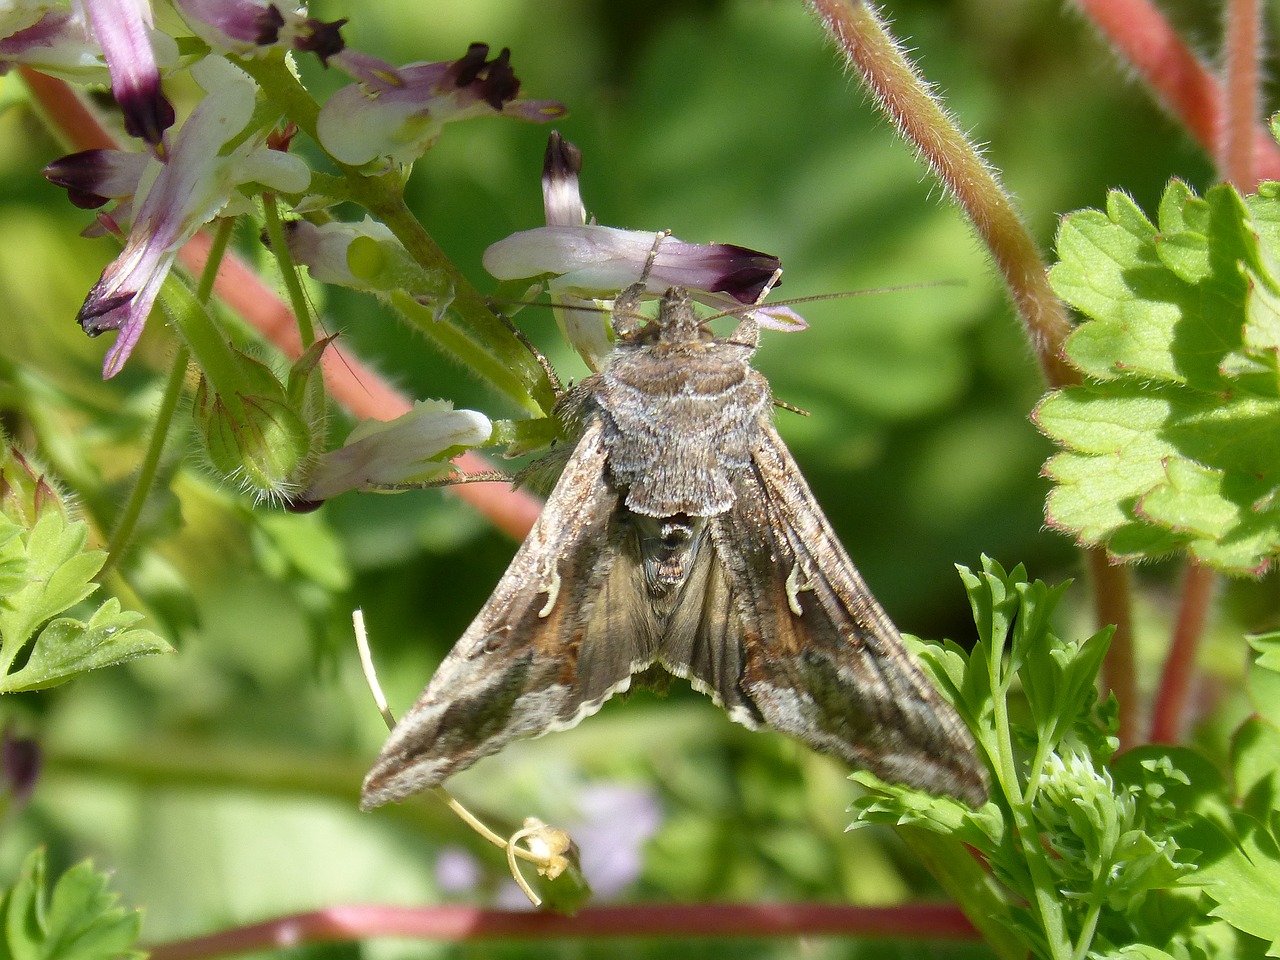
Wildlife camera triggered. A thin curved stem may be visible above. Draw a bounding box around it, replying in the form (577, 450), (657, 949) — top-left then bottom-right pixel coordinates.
(807, 0), (1076, 389)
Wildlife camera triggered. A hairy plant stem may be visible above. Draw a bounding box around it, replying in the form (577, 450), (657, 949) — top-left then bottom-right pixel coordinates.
(807, 0), (1075, 388)
(260, 192), (315, 347)
(1223, 0), (1262, 189)
(100, 218), (235, 576)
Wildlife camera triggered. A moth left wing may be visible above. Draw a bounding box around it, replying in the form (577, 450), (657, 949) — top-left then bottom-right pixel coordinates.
(362, 418), (658, 808)
(673, 421), (989, 805)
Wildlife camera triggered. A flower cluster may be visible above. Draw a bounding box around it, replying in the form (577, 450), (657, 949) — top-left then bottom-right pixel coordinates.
(9, 1), (802, 504)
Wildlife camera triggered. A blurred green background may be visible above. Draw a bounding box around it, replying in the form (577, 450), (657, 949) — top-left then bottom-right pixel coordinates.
(0, 0), (1261, 957)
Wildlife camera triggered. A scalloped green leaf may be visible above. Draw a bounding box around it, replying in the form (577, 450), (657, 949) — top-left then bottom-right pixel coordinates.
(1040, 180), (1280, 572)
(1, 848), (144, 960)
(0, 598), (171, 693)
(0, 512), (172, 691)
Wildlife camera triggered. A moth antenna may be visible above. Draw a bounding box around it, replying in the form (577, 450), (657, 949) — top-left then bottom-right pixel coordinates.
(754, 267), (784, 305)
(610, 231), (673, 338)
(488, 297), (565, 395)
(637, 229), (672, 286)
(774, 398), (810, 417)
(353, 610), (574, 901)
(701, 278), (966, 324)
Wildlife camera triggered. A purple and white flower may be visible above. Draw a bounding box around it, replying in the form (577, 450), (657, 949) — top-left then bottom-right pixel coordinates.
(173, 0), (346, 63)
(484, 132), (804, 369)
(69, 55), (310, 377)
(301, 400), (492, 502)
(1, 0), (176, 150)
(81, 0), (173, 148)
(316, 43), (565, 167)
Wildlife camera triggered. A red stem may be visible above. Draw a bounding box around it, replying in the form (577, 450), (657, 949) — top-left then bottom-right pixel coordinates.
(1071, 0), (1280, 181)
(1087, 549), (1137, 749)
(146, 902), (977, 959)
(19, 69), (542, 542)
(1222, 0), (1263, 188)
(1150, 563), (1217, 744)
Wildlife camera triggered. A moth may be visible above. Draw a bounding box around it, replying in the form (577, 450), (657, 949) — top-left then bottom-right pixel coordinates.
(362, 285), (988, 809)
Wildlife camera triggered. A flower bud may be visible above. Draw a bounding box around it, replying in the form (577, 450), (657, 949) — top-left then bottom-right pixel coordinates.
(192, 351), (316, 503)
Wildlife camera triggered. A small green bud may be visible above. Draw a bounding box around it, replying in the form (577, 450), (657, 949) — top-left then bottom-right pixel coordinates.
(192, 351), (317, 503)
(0, 441), (69, 526)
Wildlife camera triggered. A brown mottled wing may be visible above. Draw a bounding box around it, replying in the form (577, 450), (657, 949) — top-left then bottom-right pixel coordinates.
(361, 418), (657, 809)
(673, 421), (988, 805)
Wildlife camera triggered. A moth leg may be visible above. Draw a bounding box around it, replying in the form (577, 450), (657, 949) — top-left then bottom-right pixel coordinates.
(611, 231), (673, 338)
(489, 300), (565, 396)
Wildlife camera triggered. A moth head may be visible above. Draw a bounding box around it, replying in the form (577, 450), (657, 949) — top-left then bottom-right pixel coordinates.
(612, 285), (718, 349)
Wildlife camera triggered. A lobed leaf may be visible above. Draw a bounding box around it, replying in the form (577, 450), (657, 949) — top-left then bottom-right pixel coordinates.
(0, 848), (144, 960)
(1039, 180), (1280, 572)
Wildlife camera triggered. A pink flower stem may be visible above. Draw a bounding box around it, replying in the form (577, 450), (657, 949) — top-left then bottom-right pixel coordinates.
(146, 902), (977, 959)
(1070, 0), (1280, 182)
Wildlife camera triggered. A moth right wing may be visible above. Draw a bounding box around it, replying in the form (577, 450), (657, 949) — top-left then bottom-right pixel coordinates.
(361, 417), (658, 809)
(665, 421), (988, 806)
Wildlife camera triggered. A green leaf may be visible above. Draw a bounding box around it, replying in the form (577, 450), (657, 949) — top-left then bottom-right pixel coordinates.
(1247, 635), (1280, 728)
(0, 599), (171, 693)
(0, 513), (104, 672)
(1193, 809), (1280, 956)
(0, 509), (171, 692)
(0, 848), (144, 960)
(1040, 180), (1280, 572)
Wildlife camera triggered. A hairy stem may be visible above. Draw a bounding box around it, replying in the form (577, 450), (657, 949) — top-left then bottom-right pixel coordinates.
(260, 193), (316, 347)
(807, 0), (1076, 388)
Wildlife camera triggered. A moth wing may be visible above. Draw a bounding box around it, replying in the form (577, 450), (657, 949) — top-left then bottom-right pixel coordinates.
(362, 418), (657, 808)
(673, 421), (988, 805)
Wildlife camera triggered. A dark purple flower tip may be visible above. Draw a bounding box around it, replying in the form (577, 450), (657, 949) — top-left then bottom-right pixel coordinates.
(283, 496), (324, 513)
(43, 149), (148, 210)
(451, 42), (491, 86)
(3, 729), (41, 808)
(294, 16), (347, 66)
(542, 131), (586, 227)
(118, 75), (176, 146)
(255, 4), (285, 44)
(706, 245), (785, 302)
(76, 284), (134, 335)
(448, 43), (519, 110)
